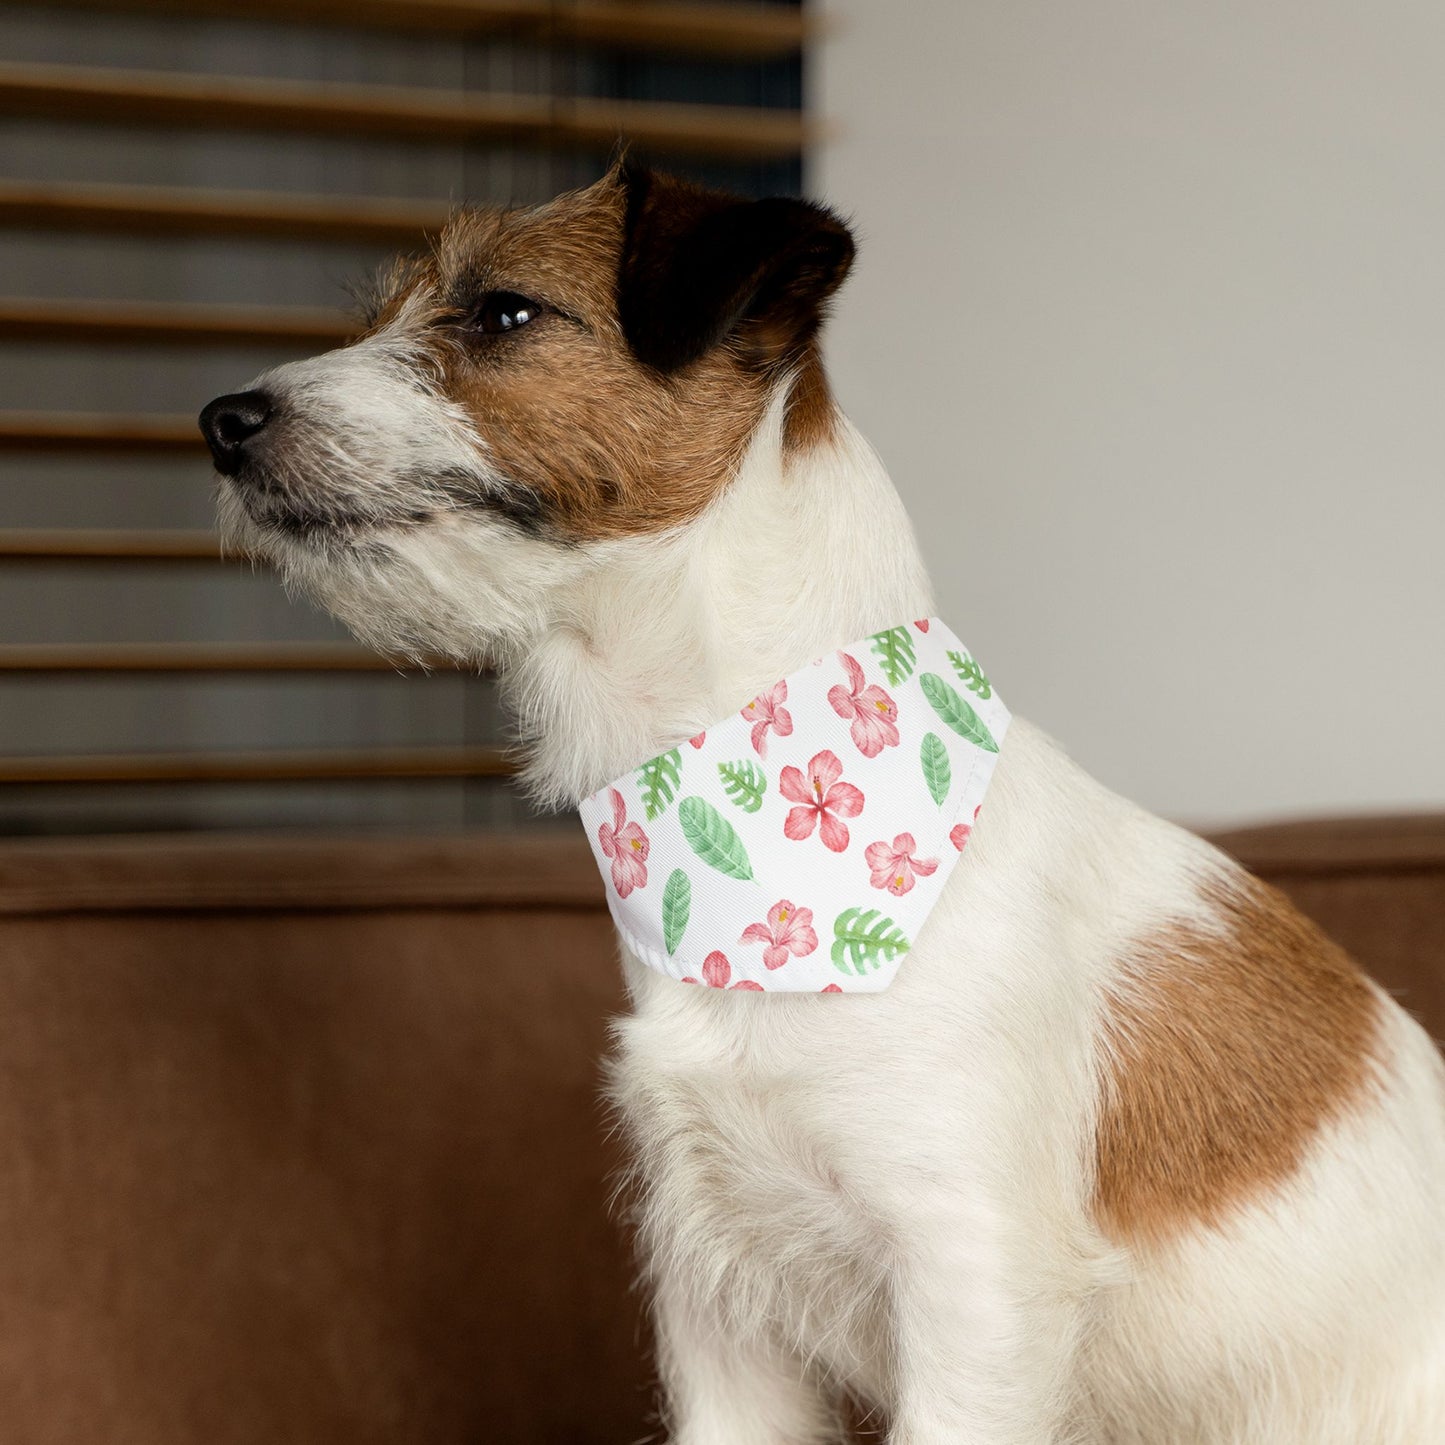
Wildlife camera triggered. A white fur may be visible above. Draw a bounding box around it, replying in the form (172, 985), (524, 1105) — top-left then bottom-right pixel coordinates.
(220, 344), (1445, 1443)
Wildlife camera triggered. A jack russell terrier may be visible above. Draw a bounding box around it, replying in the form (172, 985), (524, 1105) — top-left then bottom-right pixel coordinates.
(200, 163), (1445, 1444)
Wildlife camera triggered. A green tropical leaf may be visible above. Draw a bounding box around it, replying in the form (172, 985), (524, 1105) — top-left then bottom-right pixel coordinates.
(919, 672), (999, 753)
(947, 648), (992, 700)
(831, 907), (912, 975)
(678, 797), (754, 881)
(717, 759), (767, 813)
(637, 747), (683, 821)
(662, 868), (691, 956)
(921, 731), (951, 806)
(868, 626), (917, 686)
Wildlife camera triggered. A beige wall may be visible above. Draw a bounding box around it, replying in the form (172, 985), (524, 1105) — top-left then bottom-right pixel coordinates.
(812, 0), (1445, 826)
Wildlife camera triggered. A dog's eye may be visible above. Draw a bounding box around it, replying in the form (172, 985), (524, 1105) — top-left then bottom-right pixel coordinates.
(471, 291), (544, 335)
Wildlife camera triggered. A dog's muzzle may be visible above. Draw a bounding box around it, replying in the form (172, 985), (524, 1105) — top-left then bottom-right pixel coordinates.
(199, 390), (274, 477)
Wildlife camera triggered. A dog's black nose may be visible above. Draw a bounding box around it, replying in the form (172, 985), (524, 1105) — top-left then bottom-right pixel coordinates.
(199, 390), (273, 475)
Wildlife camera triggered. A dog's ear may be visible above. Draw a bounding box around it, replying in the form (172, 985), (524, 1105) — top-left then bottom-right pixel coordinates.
(616, 162), (855, 374)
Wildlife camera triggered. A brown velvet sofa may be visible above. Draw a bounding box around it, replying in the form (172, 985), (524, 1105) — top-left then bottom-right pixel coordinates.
(0, 816), (1440, 1444)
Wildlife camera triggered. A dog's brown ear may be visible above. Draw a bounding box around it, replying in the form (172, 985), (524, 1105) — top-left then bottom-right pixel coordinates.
(617, 162), (855, 374)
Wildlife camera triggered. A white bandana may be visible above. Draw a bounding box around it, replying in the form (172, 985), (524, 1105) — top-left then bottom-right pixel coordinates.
(579, 620), (1010, 993)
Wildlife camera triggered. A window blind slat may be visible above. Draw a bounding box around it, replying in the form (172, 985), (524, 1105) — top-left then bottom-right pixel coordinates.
(29, 0), (811, 59)
(0, 181), (447, 245)
(0, 297), (353, 348)
(0, 62), (812, 162)
(0, 746), (514, 784)
(0, 644), (417, 673)
(0, 529), (222, 561)
(0, 413), (204, 452)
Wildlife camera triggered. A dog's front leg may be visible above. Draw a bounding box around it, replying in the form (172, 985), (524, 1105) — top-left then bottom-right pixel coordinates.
(885, 1205), (1090, 1445)
(653, 1276), (841, 1445)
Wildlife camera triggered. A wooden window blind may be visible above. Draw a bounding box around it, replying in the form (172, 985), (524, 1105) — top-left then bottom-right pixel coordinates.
(0, 0), (809, 834)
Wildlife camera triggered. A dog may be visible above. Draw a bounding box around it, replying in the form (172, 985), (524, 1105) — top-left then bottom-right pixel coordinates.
(200, 162), (1445, 1443)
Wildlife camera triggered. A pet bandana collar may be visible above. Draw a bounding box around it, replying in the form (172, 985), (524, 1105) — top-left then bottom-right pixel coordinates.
(579, 620), (1010, 993)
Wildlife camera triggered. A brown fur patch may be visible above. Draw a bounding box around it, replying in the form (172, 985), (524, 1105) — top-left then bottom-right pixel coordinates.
(364, 171), (843, 541)
(1094, 873), (1382, 1246)
(363, 181), (748, 541)
(782, 344), (840, 457)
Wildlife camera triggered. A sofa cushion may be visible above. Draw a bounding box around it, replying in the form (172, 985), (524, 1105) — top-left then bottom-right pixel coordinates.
(0, 817), (1438, 1442)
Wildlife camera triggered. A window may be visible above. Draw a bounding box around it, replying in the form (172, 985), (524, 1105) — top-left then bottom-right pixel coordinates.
(0, 0), (807, 834)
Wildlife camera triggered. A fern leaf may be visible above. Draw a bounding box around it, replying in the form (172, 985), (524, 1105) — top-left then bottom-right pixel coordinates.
(637, 748), (683, 821)
(868, 626), (917, 686)
(717, 759), (767, 813)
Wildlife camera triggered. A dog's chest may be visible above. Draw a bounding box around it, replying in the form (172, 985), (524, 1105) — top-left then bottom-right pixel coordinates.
(612, 992), (895, 1387)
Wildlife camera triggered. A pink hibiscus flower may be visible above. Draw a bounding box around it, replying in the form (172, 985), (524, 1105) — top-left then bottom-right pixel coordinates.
(740, 900), (818, 971)
(950, 804), (982, 852)
(828, 653), (900, 758)
(682, 951), (763, 990)
(914, 619), (930, 632)
(865, 832), (939, 897)
(597, 788), (649, 898)
(780, 749), (864, 853)
(688, 732), (706, 749)
(742, 681), (792, 757)
(821, 983), (843, 993)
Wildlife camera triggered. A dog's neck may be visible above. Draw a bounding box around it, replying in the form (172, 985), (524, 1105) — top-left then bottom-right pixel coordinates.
(505, 390), (936, 809)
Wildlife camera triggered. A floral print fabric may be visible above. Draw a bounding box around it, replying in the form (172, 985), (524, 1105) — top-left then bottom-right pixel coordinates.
(779, 750), (864, 853)
(578, 619), (1011, 993)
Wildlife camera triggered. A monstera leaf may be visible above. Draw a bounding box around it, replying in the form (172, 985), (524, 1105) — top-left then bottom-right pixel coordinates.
(868, 626), (917, 686)
(679, 797), (754, 881)
(637, 748), (683, 821)
(947, 648), (992, 700)
(831, 908), (912, 975)
(718, 759), (767, 813)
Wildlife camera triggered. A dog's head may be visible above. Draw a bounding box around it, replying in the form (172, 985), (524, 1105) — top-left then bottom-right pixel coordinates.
(200, 164), (854, 662)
